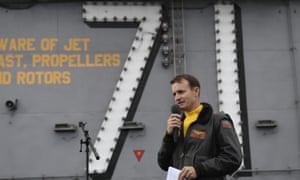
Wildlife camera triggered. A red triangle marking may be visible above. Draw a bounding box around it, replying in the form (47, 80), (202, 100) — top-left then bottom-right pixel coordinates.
(133, 149), (145, 162)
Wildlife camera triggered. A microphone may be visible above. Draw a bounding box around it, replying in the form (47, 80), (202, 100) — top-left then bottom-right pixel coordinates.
(171, 104), (182, 143)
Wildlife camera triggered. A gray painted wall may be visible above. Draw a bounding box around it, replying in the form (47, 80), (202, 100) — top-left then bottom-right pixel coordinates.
(0, 0), (299, 180)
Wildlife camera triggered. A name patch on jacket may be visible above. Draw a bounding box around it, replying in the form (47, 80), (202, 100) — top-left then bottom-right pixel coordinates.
(190, 129), (206, 140)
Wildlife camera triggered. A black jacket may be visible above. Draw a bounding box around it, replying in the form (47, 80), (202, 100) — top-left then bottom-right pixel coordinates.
(157, 103), (242, 180)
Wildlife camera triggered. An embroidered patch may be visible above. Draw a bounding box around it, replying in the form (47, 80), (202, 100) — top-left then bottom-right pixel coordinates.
(221, 120), (233, 129)
(190, 129), (206, 140)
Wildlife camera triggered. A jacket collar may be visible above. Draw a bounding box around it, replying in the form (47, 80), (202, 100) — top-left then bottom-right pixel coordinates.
(181, 102), (213, 124)
(197, 102), (213, 124)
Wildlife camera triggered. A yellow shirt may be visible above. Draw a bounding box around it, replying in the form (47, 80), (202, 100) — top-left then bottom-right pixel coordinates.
(183, 104), (203, 137)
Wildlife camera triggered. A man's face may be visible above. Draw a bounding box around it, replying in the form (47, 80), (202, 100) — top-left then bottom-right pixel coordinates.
(171, 79), (200, 112)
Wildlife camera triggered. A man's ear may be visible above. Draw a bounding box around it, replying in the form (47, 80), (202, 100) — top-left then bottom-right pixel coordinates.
(193, 87), (200, 97)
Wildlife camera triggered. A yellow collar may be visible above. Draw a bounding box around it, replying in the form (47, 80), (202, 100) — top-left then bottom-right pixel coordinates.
(184, 104), (203, 117)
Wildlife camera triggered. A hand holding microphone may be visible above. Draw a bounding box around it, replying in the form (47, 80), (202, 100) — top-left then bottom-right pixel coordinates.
(169, 104), (182, 143)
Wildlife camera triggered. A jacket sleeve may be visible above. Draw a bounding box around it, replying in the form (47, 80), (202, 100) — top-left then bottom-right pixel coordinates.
(194, 114), (242, 177)
(157, 132), (176, 171)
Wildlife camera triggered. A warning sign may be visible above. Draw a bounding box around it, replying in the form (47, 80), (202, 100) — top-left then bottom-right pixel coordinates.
(133, 149), (145, 162)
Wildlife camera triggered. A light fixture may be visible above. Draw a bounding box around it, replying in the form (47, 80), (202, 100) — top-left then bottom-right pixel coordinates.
(5, 99), (18, 111)
(161, 57), (170, 68)
(162, 33), (169, 43)
(161, 22), (168, 32)
(161, 45), (169, 55)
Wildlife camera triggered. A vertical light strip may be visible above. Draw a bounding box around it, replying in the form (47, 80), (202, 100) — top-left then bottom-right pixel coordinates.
(82, 2), (161, 174)
(214, 4), (243, 146)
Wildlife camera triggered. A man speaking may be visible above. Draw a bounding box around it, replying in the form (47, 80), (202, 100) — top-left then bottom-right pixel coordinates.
(157, 74), (242, 180)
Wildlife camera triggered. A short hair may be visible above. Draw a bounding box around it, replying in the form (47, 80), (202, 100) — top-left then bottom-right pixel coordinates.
(170, 74), (200, 89)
